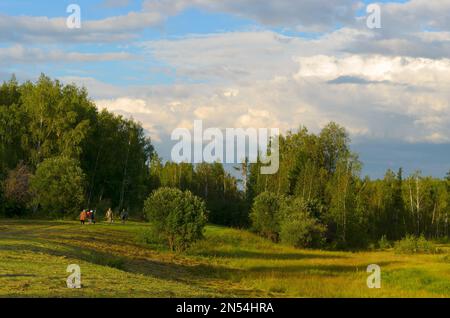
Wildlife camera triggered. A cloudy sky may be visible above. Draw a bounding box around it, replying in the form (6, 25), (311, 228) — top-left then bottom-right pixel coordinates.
(1, 0), (449, 178)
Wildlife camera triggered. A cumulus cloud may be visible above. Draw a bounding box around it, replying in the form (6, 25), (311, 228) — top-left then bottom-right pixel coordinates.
(87, 29), (450, 146)
(377, 0), (450, 34)
(0, 0), (358, 44)
(2, 0), (450, 64)
(4, 0), (450, 153)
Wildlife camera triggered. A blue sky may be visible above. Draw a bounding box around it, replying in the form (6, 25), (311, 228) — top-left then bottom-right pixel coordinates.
(1, 0), (449, 179)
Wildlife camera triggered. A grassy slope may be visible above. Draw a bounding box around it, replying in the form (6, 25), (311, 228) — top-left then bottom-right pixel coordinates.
(0, 219), (449, 298)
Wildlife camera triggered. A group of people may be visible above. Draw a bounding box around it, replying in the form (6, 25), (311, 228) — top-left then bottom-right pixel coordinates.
(79, 209), (96, 225)
(80, 208), (129, 225)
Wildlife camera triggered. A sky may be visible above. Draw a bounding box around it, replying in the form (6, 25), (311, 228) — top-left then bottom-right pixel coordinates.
(0, 0), (449, 179)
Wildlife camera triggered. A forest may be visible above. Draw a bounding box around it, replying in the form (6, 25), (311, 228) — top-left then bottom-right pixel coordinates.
(0, 75), (449, 249)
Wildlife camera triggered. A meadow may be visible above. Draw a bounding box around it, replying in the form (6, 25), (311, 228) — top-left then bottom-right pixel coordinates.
(0, 219), (449, 298)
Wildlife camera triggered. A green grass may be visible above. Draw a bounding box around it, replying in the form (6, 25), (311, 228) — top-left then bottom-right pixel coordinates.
(0, 219), (449, 298)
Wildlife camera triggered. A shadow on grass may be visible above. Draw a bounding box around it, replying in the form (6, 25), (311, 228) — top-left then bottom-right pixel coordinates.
(247, 261), (396, 275)
(0, 274), (37, 278)
(189, 249), (348, 260)
(0, 219), (72, 227)
(0, 241), (244, 293)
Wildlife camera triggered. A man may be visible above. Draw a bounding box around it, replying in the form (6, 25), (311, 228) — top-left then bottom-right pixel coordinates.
(91, 209), (96, 224)
(120, 209), (129, 224)
(105, 208), (113, 224)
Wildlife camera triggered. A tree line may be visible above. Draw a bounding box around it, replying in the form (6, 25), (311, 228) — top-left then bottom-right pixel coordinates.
(246, 124), (449, 248)
(0, 75), (449, 249)
(0, 75), (245, 223)
(0, 75), (154, 217)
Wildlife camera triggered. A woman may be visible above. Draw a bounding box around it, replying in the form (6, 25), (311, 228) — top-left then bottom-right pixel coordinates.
(86, 210), (92, 224)
(79, 210), (87, 225)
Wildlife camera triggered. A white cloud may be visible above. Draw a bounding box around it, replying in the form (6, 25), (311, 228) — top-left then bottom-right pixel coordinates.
(0, 45), (135, 63)
(144, 0), (360, 32)
(0, 9), (163, 43)
(83, 29), (450, 145)
(5, 1), (450, 148)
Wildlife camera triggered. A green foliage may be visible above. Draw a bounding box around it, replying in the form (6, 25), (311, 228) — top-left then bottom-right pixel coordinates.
(150, 160), (248, 227)
(1, 74), (450, 251)
(2, 163), (32, 216)
(143, 187), (208, 251)
(30, 156), (85, 216)
(137, 225), (162, 245)
(19, 75), (96, 165)
(441, 254), (450, 263)
(394, 235), (440, 254)
(82, 110), (155, 213)
(378, 235), (392, 250)
(250, 192), (284, 242)
(280, 198), (326, 248)
(0, 75), (156, 216)
(248, 123), (450, 250)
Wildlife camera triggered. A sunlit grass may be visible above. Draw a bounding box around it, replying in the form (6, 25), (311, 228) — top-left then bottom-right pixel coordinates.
(0, 220), (449, 297)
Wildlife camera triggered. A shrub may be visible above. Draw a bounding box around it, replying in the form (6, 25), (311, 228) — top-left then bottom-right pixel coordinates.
(378, 235), (392, 250)
(250, 192), (284, 242)
(2, 163), (32, 217)
(441, 254), (450, 263)
(143, 187), (208, 252)
(435, 236), (450, 244)
(394, 235), (440, 254)
(280, 211), (326, 248)
(394, 235), (417, 254)
(416, 235), (436, 252)
(279, 198), (326, 248)
(30, 156), (85, 216)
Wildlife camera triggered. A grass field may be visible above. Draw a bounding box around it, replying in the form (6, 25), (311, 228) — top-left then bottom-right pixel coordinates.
(0, 219), (449, 298)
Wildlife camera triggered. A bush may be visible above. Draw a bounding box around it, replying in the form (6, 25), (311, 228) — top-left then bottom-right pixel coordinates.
(30, 156), (85, 216)
(279, 198), (326, 248)
(2, 163), (32, 217)
(394, 235), (440, 254)
(435, 236), (450, 244)
(143, 187), (208, 252)
(250, 192), (284, 242)
(280, 212), (326, 248)
(441, 254), (450, 263)
(378, 235), (392, 250)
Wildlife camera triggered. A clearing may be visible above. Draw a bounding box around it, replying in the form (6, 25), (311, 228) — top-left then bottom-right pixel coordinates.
(0, 220), (449, 297)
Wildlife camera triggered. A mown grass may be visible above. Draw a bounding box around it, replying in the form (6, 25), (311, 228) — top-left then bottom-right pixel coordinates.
(0, 219), (449, 298)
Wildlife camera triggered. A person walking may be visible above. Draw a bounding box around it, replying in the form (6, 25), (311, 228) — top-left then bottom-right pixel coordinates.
(80, 210), (87, 225)
(91, 209), (96, 224)
(120, 209), (129, 224)
(106, 208), (114, 224)
(86, 210), (92, 224)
